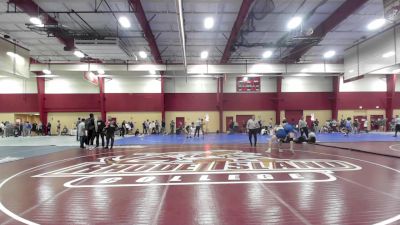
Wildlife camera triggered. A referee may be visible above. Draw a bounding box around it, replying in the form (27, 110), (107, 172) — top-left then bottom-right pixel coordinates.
(247, 115), (260, 147)
(394, 115), (400, 137)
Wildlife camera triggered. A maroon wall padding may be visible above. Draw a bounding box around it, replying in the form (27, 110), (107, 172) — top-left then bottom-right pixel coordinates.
(164, 93), (218, 111)
(337, 92), (386, 109)
(105, 93), (163, 111)
(280, 92), (332, 110)
(223, 93), (275, 110)
(45, 94), (100, 112)
(0, 94), (38, 112)
(393, 93), (400, 108)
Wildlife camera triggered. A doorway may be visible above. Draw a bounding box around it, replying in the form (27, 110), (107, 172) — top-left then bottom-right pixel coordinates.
(176, 117), (185, 130)
(236, 115), (253, 133)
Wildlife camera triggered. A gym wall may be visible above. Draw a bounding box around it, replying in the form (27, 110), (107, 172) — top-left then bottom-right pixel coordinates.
(47, 112), (101, 134)
(165, 111), (219, 133)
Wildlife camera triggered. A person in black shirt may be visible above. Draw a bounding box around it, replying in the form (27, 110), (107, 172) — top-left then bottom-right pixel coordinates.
(105, 120), (117, 149)
(95, 117), (105, 148)
(86, 113), (95, 146)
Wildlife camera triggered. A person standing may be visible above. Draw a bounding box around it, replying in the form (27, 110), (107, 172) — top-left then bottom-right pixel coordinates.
(200, 118), (205, 137)
(364, 119), (369, 133)
(246, 115), (259, 147)
(78, 118), (86, 149)
(393, 115), (400, 137)
(56, 120), (61, 136)
(194, 118), (201, 138)
(47, 122), (52, 136)
(120, 120), (126, 137)
(155, 120), (160, 134)
(86, 113), (95, 146)
(105, 120), (117, 149)
(170, 120), (175, 134)
(95, 117), (105, 148)
(76, 117), (81, 141)
(161, 120), (166, 134)
(298, 117), (309, 138)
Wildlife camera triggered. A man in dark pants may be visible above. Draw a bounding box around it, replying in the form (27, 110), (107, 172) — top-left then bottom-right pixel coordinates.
(394, 115), (400, 137)
(247, 115), (260, 147)
(86, 113), (95, 146)
(105, 120), (117, 149)
(194, 118), (201, 137)
(76, 117), (80, 141)
(95, 116), (105, 148)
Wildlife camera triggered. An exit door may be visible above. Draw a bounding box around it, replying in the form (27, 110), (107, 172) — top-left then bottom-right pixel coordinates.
(176, 117), (185, 130)
(236, 115), (253, 133)
(353, 116), (367, 131)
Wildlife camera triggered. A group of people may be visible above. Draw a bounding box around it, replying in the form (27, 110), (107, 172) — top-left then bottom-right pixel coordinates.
(76, 114), (118, 149)
(0, 121), (52, 137)
(246, 115), (317, 152)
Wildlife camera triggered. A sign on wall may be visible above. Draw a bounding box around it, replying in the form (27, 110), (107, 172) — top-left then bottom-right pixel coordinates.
(236, 77), (260, 92)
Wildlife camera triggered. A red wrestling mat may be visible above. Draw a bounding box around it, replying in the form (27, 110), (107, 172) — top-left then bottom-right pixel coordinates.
(0, 144), (399, 225)
(317, 141), (400, 158)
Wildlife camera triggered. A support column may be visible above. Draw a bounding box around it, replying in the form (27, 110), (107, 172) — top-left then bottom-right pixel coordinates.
(161, 75), (165, 121)
(386, 74), (396, 130)
(218, 77), (224, 132)
(332, 76), (340, 120)
(99, 77), (106, 120)
(275, 77), (282, 124)
(36, 77), (47, 134)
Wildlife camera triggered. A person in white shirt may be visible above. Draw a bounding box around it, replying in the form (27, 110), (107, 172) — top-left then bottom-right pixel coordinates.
(363, 119), (369, 133)
(78, 118), (87, 149)
(393, 115), (400, 137)
(247, 115), (260, 147)
(194, 118), (201, 137)
(0, 122), (4, 138)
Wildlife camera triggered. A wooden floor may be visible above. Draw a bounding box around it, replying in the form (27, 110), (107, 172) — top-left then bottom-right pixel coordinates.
(0, 143), (399, 225)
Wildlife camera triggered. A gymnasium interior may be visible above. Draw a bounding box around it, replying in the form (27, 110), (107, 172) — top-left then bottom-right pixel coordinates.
(0, 0), (400, 224)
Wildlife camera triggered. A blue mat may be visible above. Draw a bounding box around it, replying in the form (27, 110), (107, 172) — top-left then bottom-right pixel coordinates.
(115, 132), (400, 146)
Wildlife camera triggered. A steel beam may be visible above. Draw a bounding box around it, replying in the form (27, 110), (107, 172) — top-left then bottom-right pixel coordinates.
(282, 0), (368, 63)
(9, 0), (75, 50)
(129, 0), (163, 64)
(220, 0), (254, 64)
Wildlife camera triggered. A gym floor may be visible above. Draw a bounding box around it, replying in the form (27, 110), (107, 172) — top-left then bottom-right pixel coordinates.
(0, 134), (399, 225)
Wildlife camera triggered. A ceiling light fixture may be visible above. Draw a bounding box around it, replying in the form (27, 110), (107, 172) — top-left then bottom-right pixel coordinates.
(242, 76), (248, 81)
(149, 69), (156, 75)
(118, 16), (131, 28)
(97, 69), (105, 75)
(262, 50), (272, 58)
(367, 18), (386, 30)
(42, 69), (51, 75)
(323, 50), (336, 59)
(139, 51), (147, 59)
(382, 51), (395, 58)
(74, 50), (85, 58)
(200, 51), (208, 59)
(36, 74), (58, 78)
(30, 17), (43, 27)
(6, 51), (17, 58)
(204, 17), (214, 29)
(287, 16), (302, 30)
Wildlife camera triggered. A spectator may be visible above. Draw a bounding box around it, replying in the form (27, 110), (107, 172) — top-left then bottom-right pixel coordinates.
(105, 119), (117, 149)
(56, 120), (61, 136)
(170, 120), (175, 134)
(86, 113), (95, 146)
(78, 118), (86, 149)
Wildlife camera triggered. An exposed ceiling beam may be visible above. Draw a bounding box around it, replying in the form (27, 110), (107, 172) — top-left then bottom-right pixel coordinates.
(220, 0), (254, 64)
(129, 0), (163, 64)
(282, 0), (368, 63)
(9, 0), (75, 50)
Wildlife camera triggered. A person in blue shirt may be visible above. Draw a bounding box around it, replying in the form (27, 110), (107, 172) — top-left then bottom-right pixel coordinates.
(266, 119), (295, 154)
